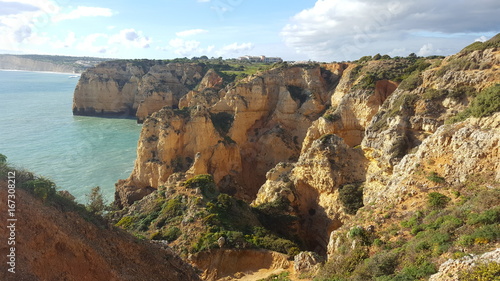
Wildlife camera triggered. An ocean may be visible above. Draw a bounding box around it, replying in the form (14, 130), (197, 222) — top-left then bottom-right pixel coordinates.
(0, 70), (142, 202)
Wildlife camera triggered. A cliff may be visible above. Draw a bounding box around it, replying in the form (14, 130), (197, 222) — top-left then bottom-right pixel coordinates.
(0, 179), (200, 281)
(72, 60), (205, 121)
(0, 54), (107, 73)
(85, 34), (499, 280)
(115, 64), (342, 206)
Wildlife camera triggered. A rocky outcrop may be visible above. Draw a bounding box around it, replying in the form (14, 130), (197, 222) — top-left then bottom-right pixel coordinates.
(361, 47), (500, 204)
(253, 134), (366, 255)
(116, 64), (343, 206)
(0, 186), (200, 281)
(429, 248), (500, 281)
(189, 249), (291, 281)
(369, 112), (500, 205)
(302, 62), (398, 150)
(73, 60), (205, 121)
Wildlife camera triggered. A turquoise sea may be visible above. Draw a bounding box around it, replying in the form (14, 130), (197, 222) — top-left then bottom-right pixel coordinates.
(0, 70), (142, 202)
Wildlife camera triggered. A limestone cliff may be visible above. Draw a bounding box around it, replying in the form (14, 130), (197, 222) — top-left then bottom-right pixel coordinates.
(108, 35), (499, 280)
(73, 60), (205, 121)
(115, 64), (342, 206)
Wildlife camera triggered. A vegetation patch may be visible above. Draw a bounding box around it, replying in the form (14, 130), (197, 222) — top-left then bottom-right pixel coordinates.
(339, 183), (364, 215)
(446, 84), (500, 124)
(210, 112), (234, 136)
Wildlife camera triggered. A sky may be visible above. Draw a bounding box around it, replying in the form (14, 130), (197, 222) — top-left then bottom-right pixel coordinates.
(0, 0), (498, 62)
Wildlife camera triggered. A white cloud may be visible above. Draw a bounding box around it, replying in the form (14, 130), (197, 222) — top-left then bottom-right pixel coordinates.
(109, 29), (151, 49)
(475, 36), (488, 42)
(77, 33), (109, 54)
(281, 0), (500, 61)
(52, 6), (114, 22)
(167, 38), (203, 56)
(52, 31), (76, 49)
(217, 42), (253, 55)
(176, 29), (208, 37)
(417, 43), (434, 57)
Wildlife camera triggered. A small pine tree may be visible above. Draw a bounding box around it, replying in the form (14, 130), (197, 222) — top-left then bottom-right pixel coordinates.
(86, 186), (106, 216)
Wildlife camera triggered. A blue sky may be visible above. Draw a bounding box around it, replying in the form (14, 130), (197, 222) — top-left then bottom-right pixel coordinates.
(0, 0), (498, 61)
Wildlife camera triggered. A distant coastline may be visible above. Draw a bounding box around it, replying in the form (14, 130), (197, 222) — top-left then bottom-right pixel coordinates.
(0, 54), (110, 74)
(0, 69), (82, 76)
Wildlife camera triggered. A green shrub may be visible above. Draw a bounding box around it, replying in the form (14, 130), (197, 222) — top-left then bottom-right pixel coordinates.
(393, 261), (437, 280)
(163, 226), (182, 242)
(22, 177), (57, 202)
(398, 71), (422, 91)
(116, 216), (137, 229)
(467, 208), (500, 225)
(184, 174), (218, 199)
(339, 184), (364, 215)
(458, 224), (500, 246)
(161, 198), (184, 218)
(85, 186), (106, 215)
(210, 112), (234, 136)
(427, 172), (445, 183)
(427, 192), (450, 209)
(460, 261), (500, 281)
(0, 153), (6, 163)
(468, 84), (500, 118)
(315, 248), (369, 280)
(422, 88), (449, 100)
(359, 250), (399, 278)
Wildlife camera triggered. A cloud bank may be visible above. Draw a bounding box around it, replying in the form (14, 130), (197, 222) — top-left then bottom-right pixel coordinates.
(281, 0), (499, 61)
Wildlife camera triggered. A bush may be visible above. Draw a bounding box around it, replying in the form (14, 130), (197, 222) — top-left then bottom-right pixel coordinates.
(86, 186), (106, 215)
(210, 112), (234, 136)
(461, 262), (500, 281)
(393, 261), (437, 280)
(339, 184), (364, 215)
(315, 248), (369, 280)
(458, 225), (500, 246)
(22, 177), (57, 202)
(163, 226), (182, 242)
(359, 250), (399, 278)
(161, 198), (184, 218)
(184, 174), (218, 199)
(427, 171), (445, 183)
(427, 192), (450, 209)
(467, 208), (500, 225)
(116, 216), (137, 229)
(398, 71), (422, 91)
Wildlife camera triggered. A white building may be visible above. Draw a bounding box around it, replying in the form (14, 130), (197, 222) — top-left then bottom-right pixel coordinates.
(238, 55), (282, 63)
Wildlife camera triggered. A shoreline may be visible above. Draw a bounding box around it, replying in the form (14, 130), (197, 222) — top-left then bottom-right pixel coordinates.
(0, 69), (81, 76)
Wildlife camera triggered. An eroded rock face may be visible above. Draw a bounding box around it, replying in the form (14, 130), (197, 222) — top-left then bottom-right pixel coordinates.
(361, 48), (500, 203)
(189, 249), (291, 281)
(116, 65), (342, 206)
(369, 112), (500, 205)
(253, 134), (367, 255)
(73, 61), (204, 121)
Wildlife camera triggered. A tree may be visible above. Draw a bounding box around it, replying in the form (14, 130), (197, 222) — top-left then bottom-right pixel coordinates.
(86, 186), (106, 215)
(0, 153), (6, 163)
